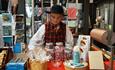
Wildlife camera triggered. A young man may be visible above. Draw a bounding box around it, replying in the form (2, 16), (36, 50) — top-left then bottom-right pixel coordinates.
(28, 5), (73, 54)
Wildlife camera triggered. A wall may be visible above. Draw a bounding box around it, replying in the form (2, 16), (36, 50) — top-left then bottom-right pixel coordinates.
(96, 0), (115, 32)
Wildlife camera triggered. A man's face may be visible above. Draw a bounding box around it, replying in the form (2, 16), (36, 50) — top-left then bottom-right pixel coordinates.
(50, 13), (63, 25)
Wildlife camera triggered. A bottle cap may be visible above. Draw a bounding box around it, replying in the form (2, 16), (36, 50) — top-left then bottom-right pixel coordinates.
(46, 42), (53, 46)
(73, 46), (80, 52)
(56, 42), (63, 46)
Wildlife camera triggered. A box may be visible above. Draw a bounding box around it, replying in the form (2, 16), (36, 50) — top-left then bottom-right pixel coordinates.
(13, 43), (22, 53)
(6, 58), (28, 70)
(3, 26), (12, 36)
(77, 35), (90, 61)
(2, 13), (12, 23)
(88, 51), (104, 70)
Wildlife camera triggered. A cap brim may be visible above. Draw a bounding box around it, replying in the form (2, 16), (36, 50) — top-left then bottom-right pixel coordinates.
(45, 10), (51, 14)
(45, 10), (67, 16)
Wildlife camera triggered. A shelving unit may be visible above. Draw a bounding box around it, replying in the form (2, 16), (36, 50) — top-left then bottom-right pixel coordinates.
(0, 13), (14, 47)
(14, 14), (25, 43)
(90, 0), (115, 69)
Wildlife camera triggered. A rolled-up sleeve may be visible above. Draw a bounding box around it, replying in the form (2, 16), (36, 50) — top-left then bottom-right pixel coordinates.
(65, 25), (74, 51)
(28, 25), (45, 50)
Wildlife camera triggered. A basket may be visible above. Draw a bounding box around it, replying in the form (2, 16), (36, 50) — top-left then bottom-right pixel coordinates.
(64, 60), (88, 70)
(65, 65), (88, 70)
(29, 60), (47, 70)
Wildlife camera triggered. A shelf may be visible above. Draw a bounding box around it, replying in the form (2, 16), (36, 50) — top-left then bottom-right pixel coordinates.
(15, 14), (24, 16)
(3, 36), (12, 37)
(2, 23), (12, 26)
(15, 22), (24, 23)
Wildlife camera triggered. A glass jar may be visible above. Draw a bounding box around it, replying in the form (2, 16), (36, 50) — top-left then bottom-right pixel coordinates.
(45, 42), (54, 60)
(45, 42), (53, 49)
(52, 42), (64, 67)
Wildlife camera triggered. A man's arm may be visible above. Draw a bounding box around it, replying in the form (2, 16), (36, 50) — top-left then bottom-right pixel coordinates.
(65, 25), (74, 50)
(28, 24), (45, 50)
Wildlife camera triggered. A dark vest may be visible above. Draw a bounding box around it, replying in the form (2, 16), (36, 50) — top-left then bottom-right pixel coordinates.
(45, 22), (66, 45)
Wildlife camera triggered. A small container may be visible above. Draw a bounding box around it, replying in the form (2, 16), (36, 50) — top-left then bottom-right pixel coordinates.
(56, 42), (63, 46)
(55, 42), (64, 61)
(73, 46), (80, 65)
(45, 42), (53, 49)
(45, 42), (54, 60)
(52, 42), (64, 67)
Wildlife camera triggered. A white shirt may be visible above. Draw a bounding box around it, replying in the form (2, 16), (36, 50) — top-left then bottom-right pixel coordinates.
(28, 24), (74, 50)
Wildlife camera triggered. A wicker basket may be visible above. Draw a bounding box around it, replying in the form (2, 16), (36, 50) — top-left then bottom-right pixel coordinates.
(64, 60), (88, 70)
(29, 60), (47, 70)
(65, 65), (88, 70)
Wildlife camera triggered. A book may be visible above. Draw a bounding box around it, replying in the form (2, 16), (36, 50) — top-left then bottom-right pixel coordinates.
(88, 51), (104, 70)
(2, 13), (12, 23)
(3, 26), (12, 36)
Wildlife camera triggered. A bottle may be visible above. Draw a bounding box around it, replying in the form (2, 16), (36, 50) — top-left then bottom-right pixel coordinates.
(56, 42), (63, 46)
(73, 46), (80, 65)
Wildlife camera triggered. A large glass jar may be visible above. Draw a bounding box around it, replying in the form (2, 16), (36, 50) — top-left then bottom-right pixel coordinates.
(45, 42), (54, 60)
(52, 42), (65, 67)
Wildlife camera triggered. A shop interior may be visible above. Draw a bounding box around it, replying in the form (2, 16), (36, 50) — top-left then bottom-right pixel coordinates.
(0, 0), (115, 70)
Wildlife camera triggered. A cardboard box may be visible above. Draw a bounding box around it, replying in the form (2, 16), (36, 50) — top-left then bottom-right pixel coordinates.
(88, 51), (104, 70)
(77, 35), (90, 61)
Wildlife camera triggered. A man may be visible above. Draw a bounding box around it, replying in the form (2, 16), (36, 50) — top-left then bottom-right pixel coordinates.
(28, 5), (73, 56)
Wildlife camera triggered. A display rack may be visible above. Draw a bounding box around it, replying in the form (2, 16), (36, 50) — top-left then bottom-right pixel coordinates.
(14, 14), (24, 43)
(0, 13), (14, 47)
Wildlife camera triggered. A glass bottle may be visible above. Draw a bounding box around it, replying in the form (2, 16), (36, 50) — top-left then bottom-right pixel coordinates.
(73, 46), (80, 65)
